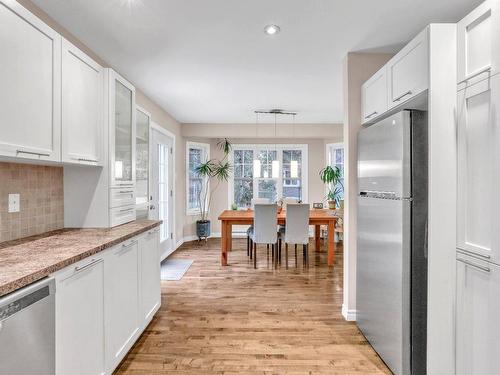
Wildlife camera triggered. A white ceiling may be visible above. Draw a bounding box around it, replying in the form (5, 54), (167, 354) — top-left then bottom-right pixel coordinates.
(32, 0), (480, 124)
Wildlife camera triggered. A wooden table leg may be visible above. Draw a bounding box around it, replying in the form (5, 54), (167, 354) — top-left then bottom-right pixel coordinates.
(328, 220), (335, 266)
(227, 223), (232, 251)
(221, 220), (228, 266)
(315, 225), (321, 252)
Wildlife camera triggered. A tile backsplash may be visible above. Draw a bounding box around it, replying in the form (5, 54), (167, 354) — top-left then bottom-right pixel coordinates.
(0, 163), (63, 242)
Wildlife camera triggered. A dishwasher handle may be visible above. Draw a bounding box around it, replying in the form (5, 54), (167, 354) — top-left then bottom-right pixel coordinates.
(0, 278), (55, 322)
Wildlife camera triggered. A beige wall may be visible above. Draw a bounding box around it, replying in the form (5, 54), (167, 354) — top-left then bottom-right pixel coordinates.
(342, 52), (393, 320)
(17, 0), (185, 242)
(181, 137), (341, 238)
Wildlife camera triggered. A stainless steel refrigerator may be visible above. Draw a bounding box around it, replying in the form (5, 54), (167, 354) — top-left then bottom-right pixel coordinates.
(357, 110), (428, 375)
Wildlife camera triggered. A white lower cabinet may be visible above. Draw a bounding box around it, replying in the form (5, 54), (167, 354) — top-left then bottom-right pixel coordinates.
(53, 230), (161, 375)
(55, 257), (105, 375)
(456, 252), (500, 375)
(139, 228), (161, 326)
(104, 238), (140, 374)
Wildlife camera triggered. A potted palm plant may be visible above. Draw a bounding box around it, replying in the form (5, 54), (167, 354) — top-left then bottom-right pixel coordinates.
(319, 165), (343, 209)
(194, 138), (232, 241)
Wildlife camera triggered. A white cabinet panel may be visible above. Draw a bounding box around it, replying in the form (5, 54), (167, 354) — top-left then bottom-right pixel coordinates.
(55, 258), (105, 375)
(457, 75), (500, 262)
(0, 0), (61, 161)
(387, 28), (429, 109)
(62, 39), (103, 166)
(456, 253), (500, 375)
(361, 66), (387, 124)
(457, 0), (494, 86)
(139, 228), (161, 326)
(104, 239), (140, 373)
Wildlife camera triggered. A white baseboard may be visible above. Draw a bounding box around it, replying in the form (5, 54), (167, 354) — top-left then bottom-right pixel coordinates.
(342, 304), (357, 321)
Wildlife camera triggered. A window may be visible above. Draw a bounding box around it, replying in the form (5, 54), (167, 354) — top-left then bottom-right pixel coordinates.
(326, 143), (344, 200)
(186, 142), (210, 215)
(229, 144), (308, 209)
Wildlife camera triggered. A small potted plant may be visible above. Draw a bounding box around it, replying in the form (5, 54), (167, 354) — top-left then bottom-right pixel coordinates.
(194, 138), (232, 241)
(319, 166), (343, 209)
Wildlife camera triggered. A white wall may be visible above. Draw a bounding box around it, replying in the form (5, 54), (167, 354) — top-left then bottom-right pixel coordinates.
(341, 52), (394, 321)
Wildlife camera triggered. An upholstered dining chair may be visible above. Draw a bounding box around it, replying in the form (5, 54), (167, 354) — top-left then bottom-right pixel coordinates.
(279, 203), (310, 269)
(277, 197), (299, 260)
(248, 204), (278, 269)
(247, 198), (270, 258)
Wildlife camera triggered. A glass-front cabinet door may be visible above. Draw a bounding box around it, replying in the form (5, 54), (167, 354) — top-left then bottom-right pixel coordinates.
(136, 108), (150, 219)
(109, 70), (136, 186)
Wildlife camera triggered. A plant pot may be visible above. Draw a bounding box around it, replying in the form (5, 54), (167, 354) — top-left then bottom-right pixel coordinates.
(196, 220), (211, 240)
(328, 200), (336, 210)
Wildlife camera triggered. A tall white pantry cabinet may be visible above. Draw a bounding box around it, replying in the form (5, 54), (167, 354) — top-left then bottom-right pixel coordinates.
(455, 1), (500, 374)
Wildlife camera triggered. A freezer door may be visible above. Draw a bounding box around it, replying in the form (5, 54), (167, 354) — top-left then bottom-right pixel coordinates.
(357, 195), (411, 375)
(358, 111), (411, 198)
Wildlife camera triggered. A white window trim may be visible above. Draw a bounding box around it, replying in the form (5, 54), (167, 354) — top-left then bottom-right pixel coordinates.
(228, 144), (308, 209)
(325, 142), (344, 196)
(186, 141), (210, 216)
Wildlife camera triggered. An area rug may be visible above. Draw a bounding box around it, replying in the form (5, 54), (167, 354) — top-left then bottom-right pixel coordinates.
(160, 259), (194, 280)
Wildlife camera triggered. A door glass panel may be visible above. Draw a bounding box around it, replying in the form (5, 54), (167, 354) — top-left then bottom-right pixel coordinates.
(115, 80), (133, 182)
(136, 110), (149, 219)
(158, 144), (169, 242)
(258, 179), (277, 202)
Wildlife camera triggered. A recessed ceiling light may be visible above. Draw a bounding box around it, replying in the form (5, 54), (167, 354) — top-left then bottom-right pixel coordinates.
(264, 24), (281, 35)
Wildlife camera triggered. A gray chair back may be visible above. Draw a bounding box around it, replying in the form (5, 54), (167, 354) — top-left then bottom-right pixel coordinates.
(285, 203), (310, 245)
(251, 197), (270, 209)
(253, 204), (278, 244)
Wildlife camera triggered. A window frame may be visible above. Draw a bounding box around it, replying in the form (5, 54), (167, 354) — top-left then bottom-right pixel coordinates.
(186, 141), (210, 216)
(228, 144), (308, 209)
(325, 142), (344, 199)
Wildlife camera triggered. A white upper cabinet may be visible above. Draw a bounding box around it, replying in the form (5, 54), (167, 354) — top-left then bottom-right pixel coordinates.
(456, 253), (500, 375)
(108, 69), (136, 187)
(361, 66), (387, 124)
(457, 0), (497, 87)
(387, 28), (429, 109)
(62, 39), (104, 166)
(0, 0), (61, 162)
(457, 73), (500, 263)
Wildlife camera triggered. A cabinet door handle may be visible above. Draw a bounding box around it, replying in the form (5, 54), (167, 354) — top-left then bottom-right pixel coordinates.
(365, 111), (378, 119)
(75, 258), (102, 273)
(458, 66), (491, 84)
(118, 240), (138, 254)
(457, 247), (491, 260)
(16, 150), (51, 157)
(457, 258), (490, 273)
(393, 90), (413, 102)
(77, 158), (98, 163)
(118, 190), (134, 194)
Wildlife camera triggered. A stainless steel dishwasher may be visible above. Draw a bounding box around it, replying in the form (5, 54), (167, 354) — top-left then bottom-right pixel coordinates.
(0, 278), (55, 375)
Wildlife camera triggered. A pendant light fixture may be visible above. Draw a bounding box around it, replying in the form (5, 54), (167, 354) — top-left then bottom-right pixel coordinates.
(253, 112), (261, 178)
(290, 114), (298, 178)
(271, 112), (280, 178)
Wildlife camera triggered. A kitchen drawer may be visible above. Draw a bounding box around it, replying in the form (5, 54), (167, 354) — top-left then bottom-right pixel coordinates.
(387, 28), (429, 109)
(110, 205), (136, 227)
(110, 187), (135, 208)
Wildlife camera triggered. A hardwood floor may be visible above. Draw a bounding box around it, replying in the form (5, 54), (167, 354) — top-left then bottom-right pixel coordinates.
(115, 238), (391, 375)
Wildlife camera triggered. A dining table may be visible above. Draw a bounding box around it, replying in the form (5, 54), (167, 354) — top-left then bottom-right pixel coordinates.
(218, 209), (341, 267)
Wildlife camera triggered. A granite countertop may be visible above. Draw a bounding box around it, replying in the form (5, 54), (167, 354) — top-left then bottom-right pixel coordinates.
(0, 219), (161, 298)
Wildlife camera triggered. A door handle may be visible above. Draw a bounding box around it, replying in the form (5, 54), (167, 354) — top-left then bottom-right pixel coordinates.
(150, 205), (156, 210)
(364, 111), (378, 119)
(393, 90), (413, 102)
(75, 259), (102, 273)
(457, 258), (490, 273)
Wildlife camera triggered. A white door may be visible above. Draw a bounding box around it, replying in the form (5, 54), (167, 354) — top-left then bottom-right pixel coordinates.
(150, 126), (174, 260)
(0, 1), (61, 162)
(55, 258), (105, 375)
(456, 252), (500, 375)
(61, 38), (103, 166)
(104, 239), (140, 373)
(139, 228), (161, 327)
